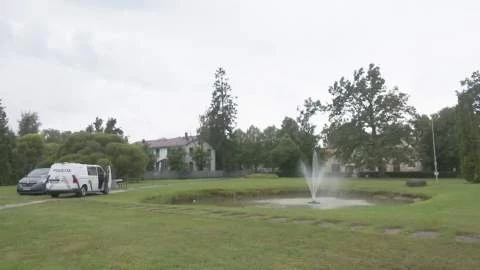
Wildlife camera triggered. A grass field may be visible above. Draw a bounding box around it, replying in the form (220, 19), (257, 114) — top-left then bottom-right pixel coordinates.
(1, 178), (479, 269)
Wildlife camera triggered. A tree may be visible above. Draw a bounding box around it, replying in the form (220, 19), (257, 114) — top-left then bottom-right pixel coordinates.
(0, 99), (16, 185)
(42, 129), (71, 144)
(167, 147), (187, 172)
(18, 112), (41, 136)
(93, 117), (104, 132)
(271, 135), (301, 176)
(243, 125), (263, 171)
(261, 126), (279, 171)
(105, 143), (148, 178)
(456, 70), (480, 182)
(297, 98), (323, 163)
(413, 108), (459, 173)
(105, 118), (124, 136)
(192, 146), (210, 171)
(13, 134), (45, 178)
(316, 64), (416, 173)
(198, 67), (238, 170)
(85, 117), (124, 137)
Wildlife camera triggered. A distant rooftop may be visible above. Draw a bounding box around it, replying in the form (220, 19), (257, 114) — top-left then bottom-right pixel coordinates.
(143, 135), (198, 149)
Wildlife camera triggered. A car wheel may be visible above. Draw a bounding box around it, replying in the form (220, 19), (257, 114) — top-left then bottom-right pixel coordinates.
(50, 193), (59, 198)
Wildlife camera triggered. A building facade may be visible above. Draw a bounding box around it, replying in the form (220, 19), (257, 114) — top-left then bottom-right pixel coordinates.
(144, 134), (216, 172)
(323, 148), (423, 176)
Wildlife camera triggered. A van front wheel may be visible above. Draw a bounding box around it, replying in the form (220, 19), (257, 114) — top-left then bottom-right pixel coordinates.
(77, 185), (87, 197)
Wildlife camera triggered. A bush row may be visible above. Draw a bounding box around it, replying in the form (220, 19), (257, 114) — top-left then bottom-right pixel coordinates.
(357, 171), (458, 178)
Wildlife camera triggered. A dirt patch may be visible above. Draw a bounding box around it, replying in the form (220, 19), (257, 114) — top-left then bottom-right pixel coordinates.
(384, 227), (402, 235)
(268, 217), (289, 223)
(292, 219), (315, 224)
(456, 234), (480, 243)
(222, 212), (247, 216)
(350, 223), (368, 231)
(318, 221), (339, 228)
(0, 200), (52, 211)
(412, 231), (438, 239)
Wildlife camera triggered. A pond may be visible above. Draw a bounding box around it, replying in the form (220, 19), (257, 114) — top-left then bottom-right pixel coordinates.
(167, 190), (420, 210)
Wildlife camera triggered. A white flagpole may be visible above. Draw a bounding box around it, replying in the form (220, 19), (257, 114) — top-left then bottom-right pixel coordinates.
(431, 118), (439, 184)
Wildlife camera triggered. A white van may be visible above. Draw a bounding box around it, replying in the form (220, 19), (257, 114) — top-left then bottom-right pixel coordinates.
(46, 163), (112, 198)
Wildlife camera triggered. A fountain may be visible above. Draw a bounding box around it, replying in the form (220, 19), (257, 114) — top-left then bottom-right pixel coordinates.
(300, 151), (324, 204)
(252, 151), (373, 209)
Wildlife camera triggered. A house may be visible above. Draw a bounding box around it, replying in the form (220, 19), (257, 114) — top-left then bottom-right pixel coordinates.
(322, 148), (423, 176)
(143, 133), (215, 172)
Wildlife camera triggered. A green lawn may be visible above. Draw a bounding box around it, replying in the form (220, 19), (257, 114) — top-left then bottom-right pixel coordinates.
(1, 178), (479, 269)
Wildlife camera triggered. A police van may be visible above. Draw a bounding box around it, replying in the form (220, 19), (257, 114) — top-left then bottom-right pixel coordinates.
(46, 163), (112, 197)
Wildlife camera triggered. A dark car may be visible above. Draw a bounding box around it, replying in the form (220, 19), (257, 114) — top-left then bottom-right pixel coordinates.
(17, 168), (50, 195)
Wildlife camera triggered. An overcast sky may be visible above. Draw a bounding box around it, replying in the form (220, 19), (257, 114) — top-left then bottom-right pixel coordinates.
(1, 0), (479, 141)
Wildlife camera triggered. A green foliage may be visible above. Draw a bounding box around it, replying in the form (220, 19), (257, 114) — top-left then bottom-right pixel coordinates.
(37, 142), (61, 168)
(456, 70), (480, 182)
(198, 68), (238, 170)
(140, 141), (155, 171)
(167, 147), (187, 172)
(86, 117), (124, 137)
(192, 146), (210, 171)
(42, 129), (72, 144)
(261, 126), (279, 171)
(271, 135), (301, 176)
(413, 108), (459, 173)
(318, 64), (416, 172)
(0, 99), (16, 185)
(231, 126), (264, 171)
(55, 132), (146, 178)
(13, 134), (45, 178)
(105, 143), (148, 178)
(17, 111), (41, 136)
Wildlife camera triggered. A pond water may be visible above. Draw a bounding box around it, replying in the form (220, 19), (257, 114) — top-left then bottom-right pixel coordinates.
(254, 197), (373, 209)
(167, 190), (420, 209)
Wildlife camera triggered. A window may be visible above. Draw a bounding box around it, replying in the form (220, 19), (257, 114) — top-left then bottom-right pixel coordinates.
(189, 147), (194, 155)
(189, 161), (194, 171)
(393, 162), (401, 172)
(87, 166), (98, 176)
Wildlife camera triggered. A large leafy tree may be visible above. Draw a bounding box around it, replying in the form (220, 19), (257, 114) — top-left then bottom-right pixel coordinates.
(42, 129), (72, 144)
(297, 98), (322, 163)
(456, 70), (480, 182)
(105, 143), (148, 178)
(243, 125), (263, 171)
(13, 134), (45, 178)
(167, 147), (187, 172)
(105, 118), (124, 136)
(86, 117), (124, 137)
(413, 108), (459, 173)
(318, 64), (416, 172)
(198, 68), (238, 170)
(261, 126), (279, 171)
(271, 135), (301, 176)
(192, 146), (210, 171)
(18, 112), (41, 136)
(55, 132), (146, 178)
(0, 99), (16, 185)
